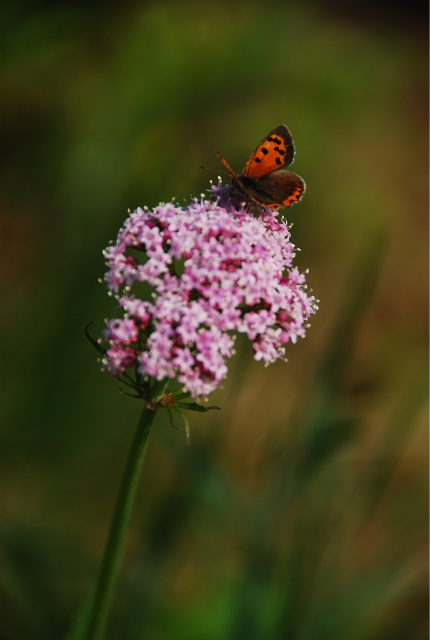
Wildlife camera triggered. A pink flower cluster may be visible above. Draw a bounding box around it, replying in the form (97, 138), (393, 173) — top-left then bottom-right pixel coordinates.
(100, 188), (318, 396)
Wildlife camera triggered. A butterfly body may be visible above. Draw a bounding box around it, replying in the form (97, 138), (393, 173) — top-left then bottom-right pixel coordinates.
(217, 125), (305, 210)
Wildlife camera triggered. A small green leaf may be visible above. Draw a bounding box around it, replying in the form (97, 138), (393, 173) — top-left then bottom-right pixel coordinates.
(85, 322), (106, 355)
(150, 378), (170, 403)
(119, 388), (141, 399)
(171, 407), (192, 445)
(164, 407), (177, 429)
(171, 390), (191, 400)
(174, 402), (221, 413)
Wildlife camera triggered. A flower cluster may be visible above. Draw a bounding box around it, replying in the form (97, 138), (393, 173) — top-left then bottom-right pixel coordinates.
(100, 183), (318, 397)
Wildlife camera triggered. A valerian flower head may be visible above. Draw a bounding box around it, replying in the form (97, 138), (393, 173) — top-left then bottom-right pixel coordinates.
(99, 181), (318, 397)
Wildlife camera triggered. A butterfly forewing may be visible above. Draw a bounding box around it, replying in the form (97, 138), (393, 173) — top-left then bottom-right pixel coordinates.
(241, 125), (295, 179)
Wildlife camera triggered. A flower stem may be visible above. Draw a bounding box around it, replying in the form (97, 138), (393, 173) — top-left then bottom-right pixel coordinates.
(85, 403), (156, 640)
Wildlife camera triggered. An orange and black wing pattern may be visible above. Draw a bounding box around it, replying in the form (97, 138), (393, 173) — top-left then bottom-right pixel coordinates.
(241, 125), (296, 179)
(217, 124), (305, 210)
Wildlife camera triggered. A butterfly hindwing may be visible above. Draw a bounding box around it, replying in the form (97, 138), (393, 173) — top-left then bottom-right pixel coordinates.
(239, 170), (306, 209)
(241, 125), (295, 179)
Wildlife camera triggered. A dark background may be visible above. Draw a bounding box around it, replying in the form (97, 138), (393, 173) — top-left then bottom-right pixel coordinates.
(1, 1), (428, 638)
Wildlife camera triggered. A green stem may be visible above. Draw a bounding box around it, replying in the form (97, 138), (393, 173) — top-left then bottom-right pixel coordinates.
(85, 403), (156, 640)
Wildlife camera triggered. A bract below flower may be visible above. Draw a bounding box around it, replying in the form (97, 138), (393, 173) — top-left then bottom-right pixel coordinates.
(100, 183), (318, 397)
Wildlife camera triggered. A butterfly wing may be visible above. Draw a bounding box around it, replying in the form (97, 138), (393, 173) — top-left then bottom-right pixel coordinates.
(217, 125), (304, 210)
(241, 125), (296, 179)
(239, 170), (306, 209)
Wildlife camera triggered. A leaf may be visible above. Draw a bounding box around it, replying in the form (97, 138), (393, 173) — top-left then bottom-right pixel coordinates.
(164, 407), (177, 429)
(118, 388), (141, 399)
(150, 377), (170, 403)
(84, 322), (106, 355)
(171, 390), (191, 401)
(170, 407), (192, 445)
(174, 402), (221, 413)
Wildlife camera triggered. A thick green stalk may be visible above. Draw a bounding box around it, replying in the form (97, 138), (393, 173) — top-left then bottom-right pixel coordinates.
(85, 403), (156, 640)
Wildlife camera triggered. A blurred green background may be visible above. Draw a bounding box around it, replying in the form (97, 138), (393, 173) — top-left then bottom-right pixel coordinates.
(1, 1), (428, 638)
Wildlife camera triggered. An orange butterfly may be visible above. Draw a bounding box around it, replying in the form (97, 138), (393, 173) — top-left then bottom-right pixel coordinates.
(217, 125), (305, 210)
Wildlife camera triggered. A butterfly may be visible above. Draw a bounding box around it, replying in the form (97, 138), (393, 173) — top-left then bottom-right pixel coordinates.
(217, 125), (305, 210)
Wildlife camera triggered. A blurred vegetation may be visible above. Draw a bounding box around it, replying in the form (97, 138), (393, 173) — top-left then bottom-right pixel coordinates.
(0, 2), (428, 639)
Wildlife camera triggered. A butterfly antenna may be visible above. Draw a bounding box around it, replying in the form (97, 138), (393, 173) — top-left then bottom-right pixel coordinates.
(201, 162), (230, 180)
